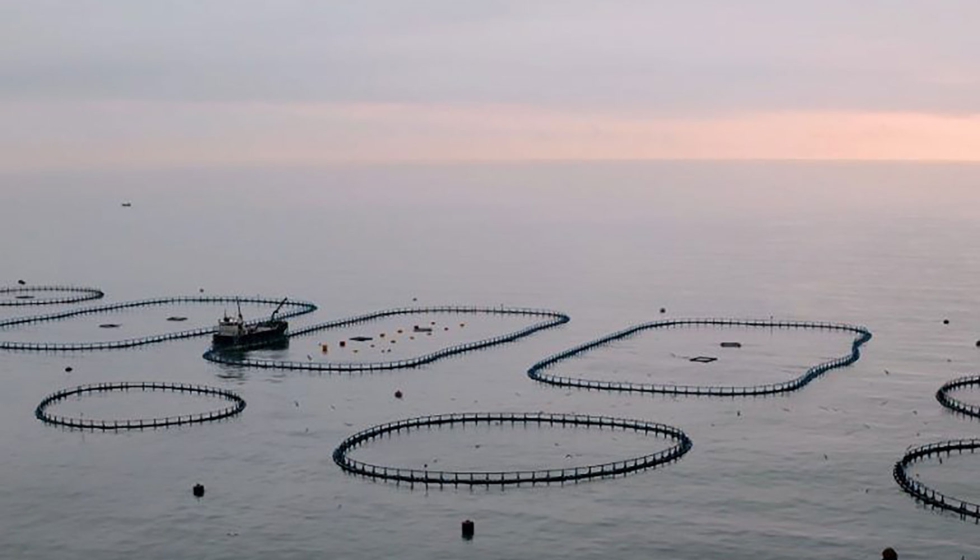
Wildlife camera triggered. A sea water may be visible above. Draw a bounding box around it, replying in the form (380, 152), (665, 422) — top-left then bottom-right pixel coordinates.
(1, 162), (979, 559)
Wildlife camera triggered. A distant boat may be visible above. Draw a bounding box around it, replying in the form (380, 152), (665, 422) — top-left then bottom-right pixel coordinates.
(212, 298), (289, 348)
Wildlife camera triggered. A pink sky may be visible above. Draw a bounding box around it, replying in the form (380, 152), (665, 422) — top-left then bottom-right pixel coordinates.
(1, 101), (978, 171)
(2, 2), (979, 170)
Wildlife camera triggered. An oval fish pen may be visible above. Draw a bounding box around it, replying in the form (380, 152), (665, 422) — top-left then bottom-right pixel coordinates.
(0, 285), (105, 306)
(893, 375), (980, 520)
(0, 296), (316, 351)
(527, 318), (872, 397)
(203, 305), (570, 372)
(35, 382), (246, 430)
(333, 412), (692, 488)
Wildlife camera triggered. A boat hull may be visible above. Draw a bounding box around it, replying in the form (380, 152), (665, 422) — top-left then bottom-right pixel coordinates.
(212, 320), (288, 348)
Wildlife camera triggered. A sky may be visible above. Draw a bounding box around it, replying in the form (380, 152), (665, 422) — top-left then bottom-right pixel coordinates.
(1, 1), (979, 170)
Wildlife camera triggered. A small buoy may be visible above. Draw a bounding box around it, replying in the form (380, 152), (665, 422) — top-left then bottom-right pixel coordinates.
(444, 327), (449, 331)
(394, 390), (403, 399)
(460, 323), (465, 328)
(199, 288), (204, 293)
(353, 349), (358, 354)
(461, 519), (475, 540)
(943, 319), (950, 325)
(192, 483), (205, 498)
(412, 297), (417, 302)
(380, 333), (385, 338)
(410, 336), (414, 340)
(975, 340), (980, 348)
(339, 341), (346, 348)
(64, 366), (73, 373)
(431, 321), (436, 326)
(881, 547), (897, 560)
(391, 340), (396, 344)
(660, 308), (666, 314)
(397, 329), (403, 334)
(17, 279), (26, 285)
(321, 343), (329, 353)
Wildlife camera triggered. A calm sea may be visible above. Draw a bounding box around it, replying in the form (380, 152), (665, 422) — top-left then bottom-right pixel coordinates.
(1, 162), (979, 559)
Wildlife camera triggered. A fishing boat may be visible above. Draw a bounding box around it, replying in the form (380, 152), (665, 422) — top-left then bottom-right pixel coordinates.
(212, 298), (289, 348)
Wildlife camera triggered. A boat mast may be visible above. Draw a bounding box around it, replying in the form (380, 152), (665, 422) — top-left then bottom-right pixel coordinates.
(270, 297), (288, 320)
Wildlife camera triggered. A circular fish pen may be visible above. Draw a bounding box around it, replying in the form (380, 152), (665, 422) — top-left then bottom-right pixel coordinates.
(893, 439), (980, 521)
(332, 412), (692, 487)
(0, 285), (104, 306)
(527, 318), (872, 397)
(893, 375), (980, 520)
(35, 382), (246, 430)
(936, 375), (980, 419)
(0, 296), (317, 351)
(203, 305), (570, 372)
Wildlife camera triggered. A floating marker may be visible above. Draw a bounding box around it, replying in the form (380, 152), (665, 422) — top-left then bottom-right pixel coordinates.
(943, 319), (950, 325)
(394, 390), (403, 399)
(339, 340), (346, 348)
(64, 366), (73, 373)
(192, 483), (205, 498)
(720, 342), (742, 348)
(461, 520), (474, 540)
(660, 308), (666, 314)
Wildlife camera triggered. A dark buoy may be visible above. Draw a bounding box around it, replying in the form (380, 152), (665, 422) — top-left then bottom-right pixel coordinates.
(192, 483), (205, 498)
(64, 366), (73, 373)
(199, 288), (204, 293)
(943, 319), (950, 325)
(461, 519), (474, 540)
(394, 390), (403, 399)
(881, 547), (897, 560)
(17, 279), (26, 285)
(975, 340), (980, 348)
(339, 340), (346, 348)
(659, 307), (666, 314)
